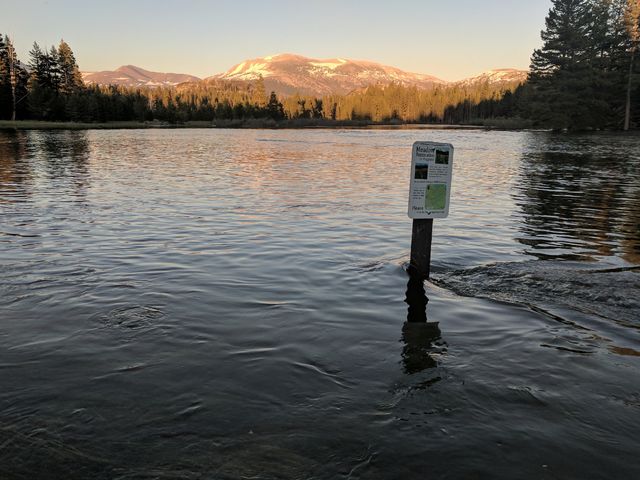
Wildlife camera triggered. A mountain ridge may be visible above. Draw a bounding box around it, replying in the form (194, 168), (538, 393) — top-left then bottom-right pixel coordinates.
(82, 54), (527, 96)
(208, 53), (450, 96)
(82, 65), (201, 87)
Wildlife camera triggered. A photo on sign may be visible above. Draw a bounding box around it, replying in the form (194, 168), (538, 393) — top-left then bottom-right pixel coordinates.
(414, 164), (429, 179)
(435, 149), (449, 165)
(425, 183), (447, 210)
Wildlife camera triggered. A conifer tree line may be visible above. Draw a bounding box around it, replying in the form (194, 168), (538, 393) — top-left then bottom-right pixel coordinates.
(526, 0), (640, 129)
(0, 36), (290, 123)
(0, 35), (520, 125)
(0, 0), (638, 129)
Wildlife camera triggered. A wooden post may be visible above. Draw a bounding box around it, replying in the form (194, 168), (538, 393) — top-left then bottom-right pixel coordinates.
(410, 218), (433, 280)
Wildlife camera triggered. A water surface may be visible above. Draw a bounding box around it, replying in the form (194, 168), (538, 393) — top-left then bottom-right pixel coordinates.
(1, 128), (639, 479)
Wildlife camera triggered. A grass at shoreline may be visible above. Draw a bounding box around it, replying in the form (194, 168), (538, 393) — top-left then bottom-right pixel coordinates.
(6, 118), (632, 132)
(0, 120), (158, 130)
(0, 119), (495, 131)
(7, 117), (638, 134)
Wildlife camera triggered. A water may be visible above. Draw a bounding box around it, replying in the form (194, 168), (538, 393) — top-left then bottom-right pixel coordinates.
(0, 128), (639, 479)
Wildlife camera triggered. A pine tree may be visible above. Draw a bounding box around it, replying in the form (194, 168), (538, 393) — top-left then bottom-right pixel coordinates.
(15, 64), (29, 119)
(28, 42), (45, 85)
(266, 91), (285, 120)
(28, 42), (61, 91)
(3, 35), (18, 121)
(312, 98), (323, 119)
(624, 0), (640, 129)
(0, 34), (10, 119)
(57, 39), (84, 94)
(528, 0), (599, 129)
(252, 76), (267, 108)
(581, 0), (625, 127)
(27, 42), (46, 119)
(47, 46), (61, 92)
(26, 42), (65, 119)
(0, 35), (30, 121)
(525, 0), (640, 129)
(530, 0), (604, 128)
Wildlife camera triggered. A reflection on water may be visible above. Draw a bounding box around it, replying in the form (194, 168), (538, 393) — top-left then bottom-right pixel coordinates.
(401, 321), (442, 374)
(438, 133), (640, 335)
(1, 129), (639, 479)
(0, 130), (30, 202)
(402, 269), (443, 374)
(404, 270), (429, 323)
(516, 134), (640, 263)
(40, 131), (90, 192)
(0, 130), (90, 205)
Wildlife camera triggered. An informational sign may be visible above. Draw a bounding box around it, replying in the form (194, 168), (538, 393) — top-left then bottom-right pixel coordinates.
(408, 141), (453, 219)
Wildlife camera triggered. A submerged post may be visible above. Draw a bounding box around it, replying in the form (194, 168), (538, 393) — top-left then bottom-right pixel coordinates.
(407, 142), (453, 280)
(410, 218), (433, 279)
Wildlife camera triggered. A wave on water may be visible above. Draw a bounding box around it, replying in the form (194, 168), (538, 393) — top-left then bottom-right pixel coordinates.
(433, 260), (640, 333)
(99, 305), (165, 330)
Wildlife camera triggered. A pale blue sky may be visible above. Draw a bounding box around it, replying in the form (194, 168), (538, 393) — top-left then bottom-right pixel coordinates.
(3, 0), (552, 81)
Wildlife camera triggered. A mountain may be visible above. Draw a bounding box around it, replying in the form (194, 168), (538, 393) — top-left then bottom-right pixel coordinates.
(455, 68), (527, 86)
(208, 53), (446, 96)
(81, 56), (528, 96)
(82, 65), (200, 87)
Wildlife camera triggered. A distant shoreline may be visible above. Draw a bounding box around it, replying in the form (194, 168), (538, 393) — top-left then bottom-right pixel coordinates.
(0, 119), (531, 131)
(2, 120), (636, 133)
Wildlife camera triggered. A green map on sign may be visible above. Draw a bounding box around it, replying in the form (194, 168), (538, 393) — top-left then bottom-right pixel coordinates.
(425, 184), (447, 210)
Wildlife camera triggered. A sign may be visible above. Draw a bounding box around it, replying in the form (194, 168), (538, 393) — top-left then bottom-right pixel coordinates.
(408, 141), (453, 219)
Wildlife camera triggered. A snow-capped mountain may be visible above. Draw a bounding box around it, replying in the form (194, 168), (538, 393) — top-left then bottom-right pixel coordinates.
(81, 56), (527, 95)
(82, 65), (200, 87)
(208, 53), (446, 96)
(455, 68), (527, 86)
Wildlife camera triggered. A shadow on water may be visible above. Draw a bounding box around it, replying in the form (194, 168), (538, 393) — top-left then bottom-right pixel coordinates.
(402, 271), (442, 374)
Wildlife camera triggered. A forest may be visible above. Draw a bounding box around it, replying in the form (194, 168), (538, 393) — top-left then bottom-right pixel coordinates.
(1, 0), (639, 130)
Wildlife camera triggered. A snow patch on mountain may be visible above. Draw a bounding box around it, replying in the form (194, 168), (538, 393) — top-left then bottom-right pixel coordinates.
(210, 53), (447, 96)
(309, 59), (347, 70)
(226, 61), (271, 80)
(456, 68), (527, 86)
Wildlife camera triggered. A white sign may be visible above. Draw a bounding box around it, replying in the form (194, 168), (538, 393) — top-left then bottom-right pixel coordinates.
(408, 141), (453, 219)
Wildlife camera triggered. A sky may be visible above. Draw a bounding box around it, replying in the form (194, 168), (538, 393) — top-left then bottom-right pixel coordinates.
(4, 0), (553, 81)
